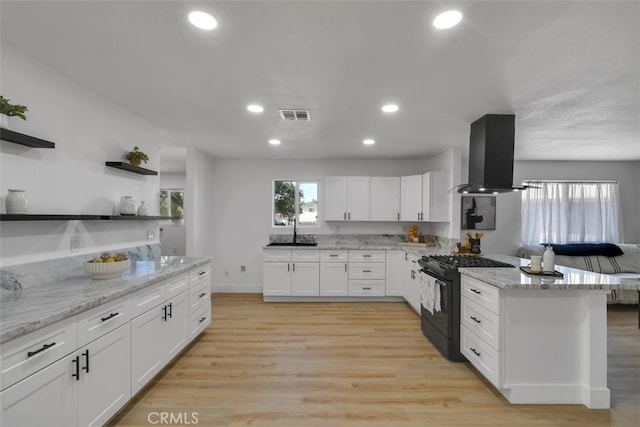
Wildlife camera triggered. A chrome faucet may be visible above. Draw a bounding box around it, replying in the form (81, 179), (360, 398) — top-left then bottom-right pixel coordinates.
(292, 217), (297, 243)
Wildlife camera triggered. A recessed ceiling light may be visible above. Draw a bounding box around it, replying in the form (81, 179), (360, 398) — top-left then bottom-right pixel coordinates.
(433, 10), (462, 29)
(247, 104), (264, 113)
(479, 187), (486, 192)
(382, 104), (399, 113)
(269, 139), (281, 145)
(493, 192), (499, 195)
(188, 11), (217, 30)
(363, 139), (375, 145)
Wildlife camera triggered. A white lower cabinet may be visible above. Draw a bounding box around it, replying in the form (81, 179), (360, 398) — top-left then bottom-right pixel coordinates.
(263, 250), (320, 297)
(385, 250), (403, 296)
(0, 263), (212, 427)
(1, 324), (131, 427)
(291, 263), (320, 296)
(320, 262), (348, 296)
(263, 262), (292, 296)
(402, 253), (421, 313)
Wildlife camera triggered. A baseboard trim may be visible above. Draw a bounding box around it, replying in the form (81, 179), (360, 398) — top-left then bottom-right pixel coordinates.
(213, 283), (262, 293)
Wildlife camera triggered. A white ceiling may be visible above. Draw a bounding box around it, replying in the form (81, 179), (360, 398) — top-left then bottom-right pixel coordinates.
(1, 0), (639, 166)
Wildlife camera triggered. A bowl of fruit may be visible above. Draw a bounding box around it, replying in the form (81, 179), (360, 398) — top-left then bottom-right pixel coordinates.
(84, 252), (131, 280)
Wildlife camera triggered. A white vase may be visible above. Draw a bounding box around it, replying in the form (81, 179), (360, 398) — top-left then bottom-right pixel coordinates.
(6, 189), (28, 214)
(137, 201), (148, 216)
(119, 196), (137, 216)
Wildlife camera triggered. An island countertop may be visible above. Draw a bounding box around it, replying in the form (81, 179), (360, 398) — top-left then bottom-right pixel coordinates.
(0, 256), (211, 344)
(459, 255), (640, 291)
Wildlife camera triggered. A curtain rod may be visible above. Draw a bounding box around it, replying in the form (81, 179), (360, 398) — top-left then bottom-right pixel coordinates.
(523, 180), (619, 184)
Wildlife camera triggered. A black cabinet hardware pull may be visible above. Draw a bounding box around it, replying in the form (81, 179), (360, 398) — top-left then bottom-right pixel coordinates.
(199, 271), (206, 276)
(343, 212), (346, 220)
(162, 305), (167, 321)
(344, 264), (347, 272)
(27, 342), (55, 357)
(470, 316), (481, 324)
(199, 317), (207, 323)
(363, 287), (371, 290)
(168, 302), (173, 319)
(72, 356), (80, 380)
(82, 350), (90, 373)
(330, 254), (338, 257)
(470, 288), (482, 294)
(363, 254), (372, 258)
(199, 292), (207, 298)
(470, 348), (481, 357)
(293, 264), (295, 272)
(348, 212), (351, 220)
(397, 213), (400, 220)
(363, 269), (372, 273)
(101, 312), (119, 322)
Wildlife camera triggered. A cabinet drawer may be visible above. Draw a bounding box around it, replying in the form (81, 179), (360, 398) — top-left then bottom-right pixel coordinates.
(320, 250), (348, 262)
(461, 297), (501, 351)
(189, 280), (211, 314)
(190, 264), (211, 288)
(189, 303), (211, 338)
(462, 276), (501, 315)
(77, 296), (131, 347)
(461, 325), (501, 388)
(1, 316), (77, 391)
(263, 250), (291, 262)
(349, 250), (385, 263)
(130, 282), (166, 317)
(349, 263), (385, 280)
(348, 280), (385, 297)
(292, 250), (320, 262)
(165, 273), (189, 299)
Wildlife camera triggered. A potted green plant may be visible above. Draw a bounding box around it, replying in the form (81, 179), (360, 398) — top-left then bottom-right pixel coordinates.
(0, 96), (28, 128)
(123, 146), (149, 166)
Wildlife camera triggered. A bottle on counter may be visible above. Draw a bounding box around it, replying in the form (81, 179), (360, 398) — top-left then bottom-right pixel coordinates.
(137, 201), (148, 216)
(543, 245), (555, 273)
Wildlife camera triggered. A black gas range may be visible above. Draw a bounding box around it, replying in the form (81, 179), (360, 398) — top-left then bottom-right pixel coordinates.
(417, 254), (515, 362)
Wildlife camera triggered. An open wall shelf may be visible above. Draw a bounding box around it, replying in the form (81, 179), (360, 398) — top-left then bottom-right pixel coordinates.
(0, 214), (177, 222)
(105, 162), (158, 175)
(0, 128), (56, 148)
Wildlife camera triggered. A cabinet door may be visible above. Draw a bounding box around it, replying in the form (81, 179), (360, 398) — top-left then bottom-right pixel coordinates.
(164, 291), (189, 361)
(291, 262), (320, 296)
(320, 262), (348, 296)
(347, 176), (370, 221)
(325, 176), (348, 220)
(130, 305), (164, 395)
(422, 171), (451, 222)
(370, 177), (400, 221)
(0, 354), (77, 427)
(263, 262), (292, 296)
(400, 175), (422, 221)
(77, 324), (131, 427)
(385, 250), (404, 296)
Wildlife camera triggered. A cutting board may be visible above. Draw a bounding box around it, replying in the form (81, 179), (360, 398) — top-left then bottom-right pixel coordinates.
(397, 241), (434, 248)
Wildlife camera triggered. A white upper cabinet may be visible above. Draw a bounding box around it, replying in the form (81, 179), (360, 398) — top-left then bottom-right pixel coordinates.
(370, 177), (401, 221)
(400, 174), (422, 222)
(325, 176), (370, 221)
(422, 171), (451, 222)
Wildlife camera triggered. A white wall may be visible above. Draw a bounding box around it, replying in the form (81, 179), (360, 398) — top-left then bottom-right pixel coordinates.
(185, 147), (216, 259)
(0, 43), (164, 265)
(471, 160), (640, 256)
(204, 156), (439, 292)
(160, 173), (186, 189)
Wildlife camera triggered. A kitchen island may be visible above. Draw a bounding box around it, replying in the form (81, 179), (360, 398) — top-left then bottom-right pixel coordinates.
(458, 256), (640, 409)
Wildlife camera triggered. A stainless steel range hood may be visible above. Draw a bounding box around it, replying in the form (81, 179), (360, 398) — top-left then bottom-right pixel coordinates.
(457, 114), (528, 194)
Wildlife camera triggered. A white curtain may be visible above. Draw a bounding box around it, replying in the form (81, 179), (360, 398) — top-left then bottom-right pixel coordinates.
(521, 181), (623, 244)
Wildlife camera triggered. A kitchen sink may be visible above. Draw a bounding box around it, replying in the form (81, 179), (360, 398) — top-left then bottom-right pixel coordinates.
(266, 242), (318, 247)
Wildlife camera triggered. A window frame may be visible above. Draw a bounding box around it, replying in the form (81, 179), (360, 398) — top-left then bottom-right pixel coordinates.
(160, 188), (185, 224)
(271, 179), (320, 229)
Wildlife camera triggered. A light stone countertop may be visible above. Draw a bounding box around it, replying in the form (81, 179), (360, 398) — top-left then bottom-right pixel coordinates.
(0, 256), (211, 344)
(460, 255), (640, 291)
(262, 243), (448, 256)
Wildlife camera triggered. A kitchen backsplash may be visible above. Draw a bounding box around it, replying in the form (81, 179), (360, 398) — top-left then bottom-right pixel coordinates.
(0, 244), (161, 291)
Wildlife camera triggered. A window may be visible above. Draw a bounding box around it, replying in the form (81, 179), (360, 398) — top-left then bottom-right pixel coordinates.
(160, 189), (184, 222)
(521, 181), (622, 244)
(273, 180), (319, 227)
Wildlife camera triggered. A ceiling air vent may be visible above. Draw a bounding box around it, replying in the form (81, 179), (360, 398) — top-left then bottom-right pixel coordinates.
(279, 109), (311, 121)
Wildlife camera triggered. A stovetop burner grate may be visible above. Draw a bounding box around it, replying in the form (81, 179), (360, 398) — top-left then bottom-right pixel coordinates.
(426, 255), (514, 269)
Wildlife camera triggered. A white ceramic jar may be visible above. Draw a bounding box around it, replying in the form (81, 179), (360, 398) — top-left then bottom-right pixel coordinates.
(119, 196), (137, 216)
(6, 189), (28, 214)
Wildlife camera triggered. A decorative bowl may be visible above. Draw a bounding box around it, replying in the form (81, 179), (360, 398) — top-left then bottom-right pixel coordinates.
(84, 259), (131, 280)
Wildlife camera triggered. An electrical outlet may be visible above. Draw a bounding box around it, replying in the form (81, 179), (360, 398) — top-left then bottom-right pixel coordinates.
(70, 236), (80, 252)
(224, 270), (229, 277)
(240, 265), (246, 272)
(146, 230), (155, 240)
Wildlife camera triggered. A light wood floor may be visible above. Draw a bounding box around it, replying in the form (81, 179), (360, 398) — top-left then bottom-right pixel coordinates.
(110, 294), (639, 427)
